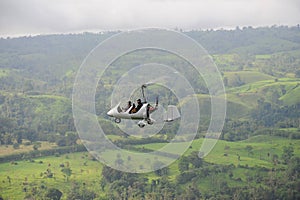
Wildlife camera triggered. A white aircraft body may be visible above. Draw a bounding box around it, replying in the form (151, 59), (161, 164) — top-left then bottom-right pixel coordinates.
(107, 84), (180, 128)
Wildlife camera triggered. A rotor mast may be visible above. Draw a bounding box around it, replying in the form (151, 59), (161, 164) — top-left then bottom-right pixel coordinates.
(141, 84), (147, 103)
(141, 82), (154, 103)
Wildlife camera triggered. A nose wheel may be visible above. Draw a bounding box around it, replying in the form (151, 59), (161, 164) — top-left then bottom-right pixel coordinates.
(114, 118), (121, 123)
(137, 120), (146, 128)
(138, 123), (145, 128)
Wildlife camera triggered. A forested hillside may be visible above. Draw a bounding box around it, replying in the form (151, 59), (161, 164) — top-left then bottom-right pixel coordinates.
(0, 26), (300, 199)
(0, 26), (299, 144)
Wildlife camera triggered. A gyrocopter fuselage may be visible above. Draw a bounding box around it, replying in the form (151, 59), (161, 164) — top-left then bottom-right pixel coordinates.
(107, 83), (180, 128)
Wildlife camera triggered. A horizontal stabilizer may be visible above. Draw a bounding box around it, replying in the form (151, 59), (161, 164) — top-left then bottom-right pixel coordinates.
(164, 105), (180, 122)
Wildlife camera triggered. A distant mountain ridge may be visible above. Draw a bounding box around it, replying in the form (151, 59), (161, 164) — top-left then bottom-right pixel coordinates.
(0, 26), (299, 85)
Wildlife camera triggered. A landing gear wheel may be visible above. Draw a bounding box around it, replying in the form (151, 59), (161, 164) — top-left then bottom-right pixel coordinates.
(114, 118), (121, 123)
(138, 124), (145, 128)
(147, 119), (153, 125)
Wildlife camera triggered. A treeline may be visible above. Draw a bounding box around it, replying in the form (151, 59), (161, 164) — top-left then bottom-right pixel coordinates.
(0, 114), (78, 146)
(221, 102), (300, 141)
(252, 101), (300, 127)
(186, 25), (300, 54)
(0, 144), (86, 163)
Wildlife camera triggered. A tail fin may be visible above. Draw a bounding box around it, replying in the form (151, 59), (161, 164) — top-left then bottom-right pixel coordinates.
(164, 105), (180, 122)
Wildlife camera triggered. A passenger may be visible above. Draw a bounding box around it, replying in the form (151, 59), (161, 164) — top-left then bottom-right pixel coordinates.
(129, 103), (136, 114)
(135, 99), (143, 113)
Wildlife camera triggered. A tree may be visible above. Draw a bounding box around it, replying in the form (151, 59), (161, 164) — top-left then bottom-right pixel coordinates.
(115, 153), (124, 167)
(282, 146), (294, 164)
(45, 188), (63, 200)
(153, 161), (169, 176)
(272, 154), (279, 165)
(1, 133), (13, 145)
(188, 151), (203, 168)
(176, 171), (197, 184)
(61, 167), (72, 182)
(178, 156), (189, 173)
(286, 156), (300, 180)
(33, 142), (41, 150)
(13, 143), (20, 149)
(295, 70), (300, 78)
(245, 145), (253, 156)
(67, 182), (96, 200)
(232, 74), (244, 87)
(65, 131), (78, 146)
(56, 137), (67, 147)
(179, 185), (201, 199)
(23, 80), (34, 92)
(102, 165), (125, 183)
(45, 168), (53, 178)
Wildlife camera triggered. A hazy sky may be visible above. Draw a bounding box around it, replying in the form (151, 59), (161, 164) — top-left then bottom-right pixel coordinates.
(0, 0), (299, 37)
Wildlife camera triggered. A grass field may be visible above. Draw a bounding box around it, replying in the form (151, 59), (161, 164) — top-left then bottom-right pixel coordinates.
(280, 84), (300, 106)
(132, 135), (300, 193)
(224, 70), (274, 86)
(0, 141), (57, 156)
(0, 69), (9, 78)
(0, 135), (299, 199)
(0, 152), (103, 200)
(134, 136), (300, 168)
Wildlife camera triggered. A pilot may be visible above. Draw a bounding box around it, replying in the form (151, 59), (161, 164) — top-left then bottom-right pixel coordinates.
(123, 101), (132, 112)
(135, 99), (143, 112)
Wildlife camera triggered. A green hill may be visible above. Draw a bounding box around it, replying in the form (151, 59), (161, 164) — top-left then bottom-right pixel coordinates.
(224, 70), (274, 87)
(226, 78), (300, 106)
(179, 76), (300, 121)
(0, 92), (73, 136)
(280, 84), (300, 106)
(180, 94), (250, 120)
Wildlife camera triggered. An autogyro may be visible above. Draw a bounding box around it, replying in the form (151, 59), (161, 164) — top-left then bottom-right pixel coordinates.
(107, 83), (180, 128)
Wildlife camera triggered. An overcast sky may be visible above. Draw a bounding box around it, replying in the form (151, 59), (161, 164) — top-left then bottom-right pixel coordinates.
(0, 0), (299, 37)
